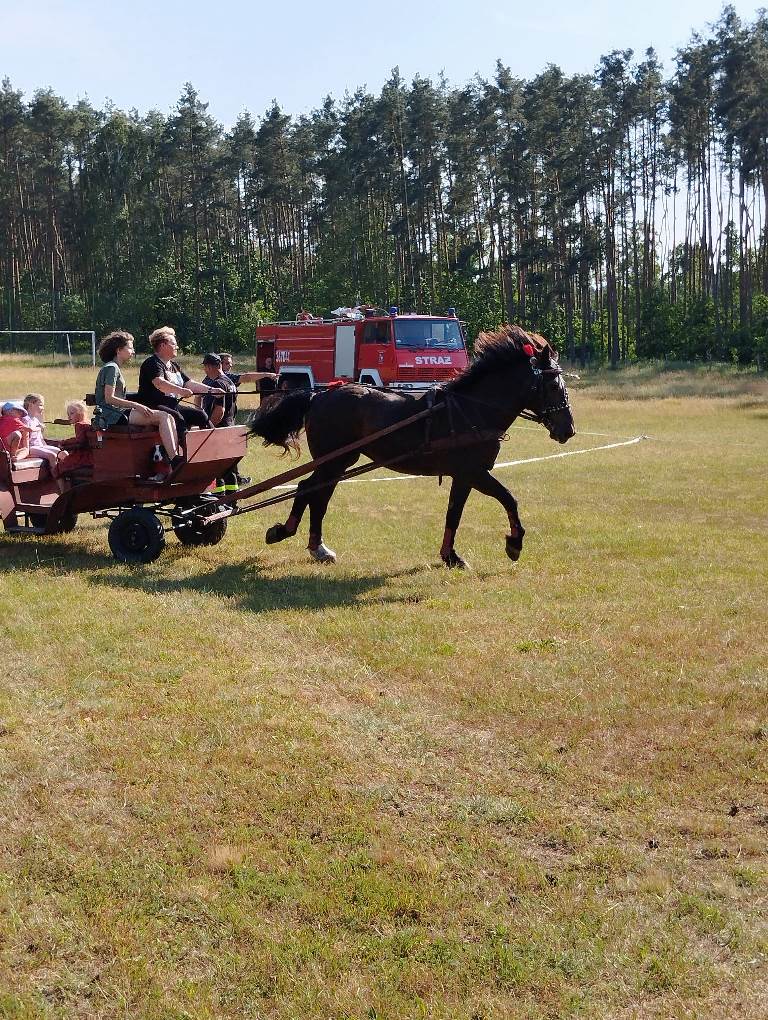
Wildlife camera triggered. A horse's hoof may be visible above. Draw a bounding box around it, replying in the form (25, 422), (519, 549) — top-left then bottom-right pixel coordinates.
(441, 549), (467, 569)
(505, 529), (525, 561)
(309, 542), (336, 564)
(266, 523), (291, 544)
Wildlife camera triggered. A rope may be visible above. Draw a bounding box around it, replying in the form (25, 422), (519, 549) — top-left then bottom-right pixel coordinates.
(266, 435), (649, 488)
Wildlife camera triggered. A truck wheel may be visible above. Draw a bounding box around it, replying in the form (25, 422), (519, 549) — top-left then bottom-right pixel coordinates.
(108, 507), (165, 564)
(172, 501), (228, 547)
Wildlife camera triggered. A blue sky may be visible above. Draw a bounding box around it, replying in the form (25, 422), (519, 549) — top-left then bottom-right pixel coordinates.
(0, 0), (762, 125)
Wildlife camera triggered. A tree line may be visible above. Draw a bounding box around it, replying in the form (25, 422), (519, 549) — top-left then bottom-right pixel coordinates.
(1, 4), (767, 365)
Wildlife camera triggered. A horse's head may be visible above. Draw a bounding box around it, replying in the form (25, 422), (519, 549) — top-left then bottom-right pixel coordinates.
(450, 324), (576, 442)
(524, 343), (576, 444)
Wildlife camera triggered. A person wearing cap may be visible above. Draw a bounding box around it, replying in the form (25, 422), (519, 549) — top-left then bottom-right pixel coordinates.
(200, 353), (237, 427)
(217, 354), (277, 485)
(218, 353), (277, 485)
(137, 326), (215, 440)
(0, 400), (33, 461)
(200, 353), (240, 494)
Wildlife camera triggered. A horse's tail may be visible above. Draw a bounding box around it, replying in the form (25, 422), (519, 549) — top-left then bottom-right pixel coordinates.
(249, 389), (314, 455)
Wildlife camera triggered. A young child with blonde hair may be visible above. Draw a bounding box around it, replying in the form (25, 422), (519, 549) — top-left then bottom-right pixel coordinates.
(55, 400), (94, 476)
(22, 394), (67, 472)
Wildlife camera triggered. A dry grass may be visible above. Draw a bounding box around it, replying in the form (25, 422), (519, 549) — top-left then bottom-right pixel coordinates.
(574, 359), (767, 402)
(0, 361), (766, 1018)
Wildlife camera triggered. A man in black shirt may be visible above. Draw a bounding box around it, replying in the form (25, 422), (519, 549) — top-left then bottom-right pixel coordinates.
(201, 353), (237, 426)
(200, 353), (240, 493)
(219, 352), (276, 486)
(138, 327), (216, 441)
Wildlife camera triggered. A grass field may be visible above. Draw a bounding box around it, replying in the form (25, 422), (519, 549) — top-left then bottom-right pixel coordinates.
(0, 361), (766, 1019)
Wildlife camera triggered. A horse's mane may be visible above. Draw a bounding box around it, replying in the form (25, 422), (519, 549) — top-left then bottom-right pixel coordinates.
(445, 324), (557, 392)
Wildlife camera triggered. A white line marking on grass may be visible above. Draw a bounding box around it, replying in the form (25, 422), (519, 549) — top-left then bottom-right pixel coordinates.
(272, 436), (648, 490)
(494, 435), (648, 470)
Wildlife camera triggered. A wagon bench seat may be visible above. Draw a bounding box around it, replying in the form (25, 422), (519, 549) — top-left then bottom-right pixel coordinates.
(0, 450), (59, 527)
(3, 457), (47, 483)
(87, 427), (164, 480)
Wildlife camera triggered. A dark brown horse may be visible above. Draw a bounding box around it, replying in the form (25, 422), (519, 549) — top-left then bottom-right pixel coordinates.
(250, 324), (576, 566)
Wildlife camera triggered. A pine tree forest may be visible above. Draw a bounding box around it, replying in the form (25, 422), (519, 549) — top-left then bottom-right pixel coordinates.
(2, 6), (768, 365)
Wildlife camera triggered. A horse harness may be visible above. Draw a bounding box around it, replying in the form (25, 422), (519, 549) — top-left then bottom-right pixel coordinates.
(224, 358), (566, 520)
(224, 391), (500, 521)
(421, 387), (499, 453)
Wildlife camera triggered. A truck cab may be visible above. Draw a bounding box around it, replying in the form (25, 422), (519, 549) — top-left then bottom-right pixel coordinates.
(256, 308), (469, 391)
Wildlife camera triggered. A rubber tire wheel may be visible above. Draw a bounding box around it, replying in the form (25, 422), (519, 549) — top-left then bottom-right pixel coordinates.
(172, 502), (228, 547)
(108, 507), (166, 564)
(29, 510), (78, 533)
(55, 510), (79, 534)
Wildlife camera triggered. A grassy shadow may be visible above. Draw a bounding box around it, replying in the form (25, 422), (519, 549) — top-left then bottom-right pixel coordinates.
(89, 557), (428, 613)
(0, 535), (108, 573)
(0, 529), (431, 612)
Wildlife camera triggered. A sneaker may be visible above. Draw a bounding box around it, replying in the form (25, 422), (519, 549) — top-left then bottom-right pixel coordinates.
(148, 471), (167, 483)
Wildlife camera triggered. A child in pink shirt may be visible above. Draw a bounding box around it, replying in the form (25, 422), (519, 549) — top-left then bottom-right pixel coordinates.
(0, 401), (32, 459)
(22, 394), (66, 472)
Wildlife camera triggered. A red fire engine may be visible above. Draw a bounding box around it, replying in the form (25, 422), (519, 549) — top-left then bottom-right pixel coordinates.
(255, 306), (469, 390)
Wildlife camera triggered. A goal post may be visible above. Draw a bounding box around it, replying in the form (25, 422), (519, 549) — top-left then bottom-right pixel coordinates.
(0, 330), (97, 366)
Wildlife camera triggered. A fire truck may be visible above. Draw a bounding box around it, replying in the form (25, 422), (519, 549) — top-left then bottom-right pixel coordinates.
(255, 306), (469, 390)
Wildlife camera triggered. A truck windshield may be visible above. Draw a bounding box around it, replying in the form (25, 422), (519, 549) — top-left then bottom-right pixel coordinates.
(393, 319), (464, 350)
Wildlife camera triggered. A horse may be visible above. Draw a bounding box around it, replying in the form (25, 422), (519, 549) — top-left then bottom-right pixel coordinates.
(249, 324), (576, 567)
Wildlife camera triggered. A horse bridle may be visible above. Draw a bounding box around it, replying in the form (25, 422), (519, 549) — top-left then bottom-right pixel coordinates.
(430, 353), (572, 429)
(518, 357), (571, 426)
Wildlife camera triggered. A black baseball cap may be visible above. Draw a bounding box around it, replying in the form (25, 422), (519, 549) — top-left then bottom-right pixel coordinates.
(202, 352), (222, 366)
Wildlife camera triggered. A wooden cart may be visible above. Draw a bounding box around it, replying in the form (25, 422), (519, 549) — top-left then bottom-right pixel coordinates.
(0, 423), (248, 564)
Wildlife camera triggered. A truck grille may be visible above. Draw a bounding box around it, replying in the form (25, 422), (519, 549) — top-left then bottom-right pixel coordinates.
(398, 366), (459, 382)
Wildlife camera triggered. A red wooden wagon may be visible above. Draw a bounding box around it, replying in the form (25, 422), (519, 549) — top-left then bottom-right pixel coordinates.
(0, 422), (248, 563)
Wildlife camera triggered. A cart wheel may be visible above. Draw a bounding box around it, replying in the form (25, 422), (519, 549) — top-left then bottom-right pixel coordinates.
(35, 510), (79, 535)
(108, 507), (165, 564)
(55, 510), (79, 534)
(172, 500), (228, 547)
